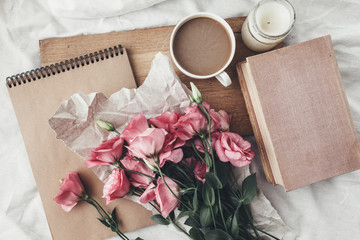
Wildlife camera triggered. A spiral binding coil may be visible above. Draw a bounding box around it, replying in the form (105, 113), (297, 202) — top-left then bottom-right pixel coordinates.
(6, 45), (124, 88)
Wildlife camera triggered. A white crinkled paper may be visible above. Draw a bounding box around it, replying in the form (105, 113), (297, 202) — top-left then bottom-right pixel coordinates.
(49, 53), (289, 238)
(49, 53), (192, 182)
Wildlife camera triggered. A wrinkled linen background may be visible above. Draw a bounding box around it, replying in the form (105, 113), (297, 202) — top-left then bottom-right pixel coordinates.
(0, 0), (359, 239)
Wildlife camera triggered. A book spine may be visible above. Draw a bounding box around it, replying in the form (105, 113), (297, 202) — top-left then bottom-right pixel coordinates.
(6, 45), (124, 88)
(236, 63), (276, 185)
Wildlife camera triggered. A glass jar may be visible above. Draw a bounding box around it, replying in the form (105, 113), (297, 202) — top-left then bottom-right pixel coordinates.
(241, 0), (296, 52)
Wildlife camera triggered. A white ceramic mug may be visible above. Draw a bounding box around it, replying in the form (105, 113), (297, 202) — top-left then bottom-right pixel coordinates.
(170, 12), (236, 87)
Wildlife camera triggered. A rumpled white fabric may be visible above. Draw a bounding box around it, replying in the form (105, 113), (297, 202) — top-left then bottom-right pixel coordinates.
(1, 0), (360, 240)
(48, 0), (167, 19)
(48, 53), (289, 239)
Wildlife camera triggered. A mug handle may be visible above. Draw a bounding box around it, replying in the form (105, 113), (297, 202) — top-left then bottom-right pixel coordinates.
(215, 71), (232, 87)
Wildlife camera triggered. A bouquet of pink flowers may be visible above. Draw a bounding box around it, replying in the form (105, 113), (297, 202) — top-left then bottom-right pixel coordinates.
(54, 83), (278, 240)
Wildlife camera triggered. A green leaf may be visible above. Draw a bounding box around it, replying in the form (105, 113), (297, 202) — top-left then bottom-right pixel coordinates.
(169, 211), (175, 221)
(192, 188), (199, 211)
(212, 204), (219, 217)
(110, 223), (118, 233)
(205, 172), (222, 189)
(202, 182), (215, 207)
(241, 173), (257, 205)
(216, 161), (229, 187)
(151, 214), (170, 225)
(226, 216), (232, 232)
(111, 207), (117, 220)
(230, 208), (240, 237)
(199, 206), (212, 227)
(189, 227), (205, 240)
(177, 210), (193, 220)
(204, 229), (233, 240)
(97, 218), (110, 228)
(204, 153), (212, 168)
(185, 216), (201, 228)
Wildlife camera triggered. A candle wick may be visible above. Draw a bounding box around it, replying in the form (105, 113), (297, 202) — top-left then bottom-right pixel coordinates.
(267, 21), (270, 24)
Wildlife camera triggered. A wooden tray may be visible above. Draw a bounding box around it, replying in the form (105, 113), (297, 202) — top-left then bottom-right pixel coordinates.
(40, 17), (260, 135)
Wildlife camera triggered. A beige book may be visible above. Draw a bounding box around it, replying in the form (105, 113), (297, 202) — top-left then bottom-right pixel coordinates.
(237, 35), (360, 191)
(6, 46), (153, 240)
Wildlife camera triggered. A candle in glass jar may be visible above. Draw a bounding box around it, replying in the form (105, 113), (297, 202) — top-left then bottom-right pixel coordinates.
(242, 0), (296, 52)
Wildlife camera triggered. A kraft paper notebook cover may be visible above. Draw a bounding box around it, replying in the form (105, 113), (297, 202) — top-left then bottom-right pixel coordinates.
(6, 46), (153, 240)
(237, 35), (360, 191)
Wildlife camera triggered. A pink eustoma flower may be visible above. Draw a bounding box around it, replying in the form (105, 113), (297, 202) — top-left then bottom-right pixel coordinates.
(193, 132), (220, 153)
(209, 109), (231, 132)
(193, 160), (207, 183)
(103, 168), (130, 205)
(127, 128), (166, 159)
(121, 156), (155, 188)
(121, 113), (149, 143)
(214, 132), (255, 168)
(202, 102), (231, 132)
(139, 182), (156, 204)
(185, 156), (208, 183)
(149, 111), (181, 132)
(85, 135), (124, 168)
(174, 105), (208, 140)
(159, 148), (183, 167)
(155, 177), (180, 218)
(53, 172), (85, 212)
(139, 177), (180, 218)
(158, 133), (185, 167)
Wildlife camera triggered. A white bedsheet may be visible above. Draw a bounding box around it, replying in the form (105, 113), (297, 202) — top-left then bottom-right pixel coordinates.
(0, 0), (359, 239)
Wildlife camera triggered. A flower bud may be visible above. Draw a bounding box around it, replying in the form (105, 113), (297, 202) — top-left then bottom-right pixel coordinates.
(190, 82), (202, 104)
(143, 159), (158, 172)
(96, 119), (115, 132)
(189, 94), (195, 103)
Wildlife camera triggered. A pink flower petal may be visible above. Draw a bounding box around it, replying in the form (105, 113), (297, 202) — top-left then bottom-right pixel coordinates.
(139, 183), (156, 203)
(224, 149), (242, 160)
(103, 169), (130, 205)
(215, 139), (230, 163)
(159, 148), (183, 167)
(121, 114), (149, 143)
(155, 177), (179, 218)
(53, 172), (85, 212)
(230, 158), (251, 168)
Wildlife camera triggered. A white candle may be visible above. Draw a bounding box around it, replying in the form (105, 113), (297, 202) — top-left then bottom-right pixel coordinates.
(242, 0), (296, 52)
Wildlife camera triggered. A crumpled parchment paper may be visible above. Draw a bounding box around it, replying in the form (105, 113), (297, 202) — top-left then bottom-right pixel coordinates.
(49, 52), (289, 239)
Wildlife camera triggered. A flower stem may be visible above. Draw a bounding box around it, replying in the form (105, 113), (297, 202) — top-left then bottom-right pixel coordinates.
(254, 226), (280, 240)
(156, 165), (192, 211)
(174, 164), (193, 183)
(163, 172), (188, 188)
(149, 201), (161, 213)
(200, 135), (216, 175)
(123, 168), (156, 181)
(198, 103), (216, 175)
(149, 201), (191, 238)
(114, 130), (121, 135)
(87, 197), (129, 240)
(217, 188), (228, 233)
(244, 206), (261, 240)
(170, 218), (191, 238)
(197, 104), (230, 234)
(209, 205), (217, 230)
(116, 231), (126, 240)
(191, 141), (206, 164)
(85, 198), (106, 219)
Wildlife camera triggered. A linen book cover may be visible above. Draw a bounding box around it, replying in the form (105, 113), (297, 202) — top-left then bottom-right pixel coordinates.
(237, 35), (360, 191)
(6, 46), (153, 240)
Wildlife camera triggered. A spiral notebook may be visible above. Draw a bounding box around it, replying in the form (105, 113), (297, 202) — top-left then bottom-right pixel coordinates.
(6, 45), (153, 240)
